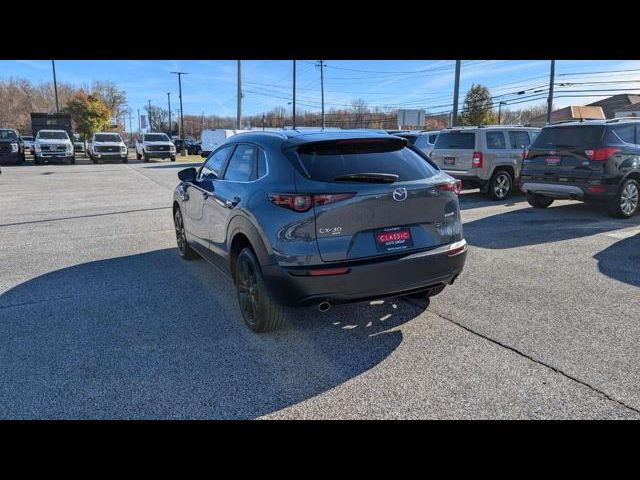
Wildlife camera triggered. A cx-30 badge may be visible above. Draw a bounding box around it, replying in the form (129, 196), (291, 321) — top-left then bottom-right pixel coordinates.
(392, 187), (408, 202)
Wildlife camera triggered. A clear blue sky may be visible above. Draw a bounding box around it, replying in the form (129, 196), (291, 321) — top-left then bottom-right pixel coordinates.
(3, 60), (640, 117)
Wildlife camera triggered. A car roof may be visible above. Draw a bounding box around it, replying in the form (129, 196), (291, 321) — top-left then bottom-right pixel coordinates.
(280, 130), (393, 148)
(545, 118), (640, 128)
(441, 125), (539, 131)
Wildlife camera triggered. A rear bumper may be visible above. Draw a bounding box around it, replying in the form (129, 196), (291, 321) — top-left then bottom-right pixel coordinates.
(444, 172), (486, 188)
(520, 180), (617, 200)
(262, 240), (467, 306)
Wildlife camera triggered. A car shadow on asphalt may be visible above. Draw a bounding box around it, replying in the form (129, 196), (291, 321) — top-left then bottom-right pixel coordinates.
(0, 248), (425, 419)
(458, 190), (525, 211)
(593, 233), (640, 288)
(463, 201), (640, 249)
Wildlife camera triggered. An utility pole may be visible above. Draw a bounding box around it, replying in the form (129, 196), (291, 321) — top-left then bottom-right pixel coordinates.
(137, 109), (141, 135)
(167, 93), (172, 137)
(262, 114), (266, 131)
(128, 111), (133, 144)
(546, 60), (556, 125)
(51, 60), (59, 113)
(236, 60), (242, 129)
(292, 60), (296, 129)
(498, 101), (506, 124)
(452, 60), (461, 127)
(171, 71), (188, 156)
(317, 60), (326, 129)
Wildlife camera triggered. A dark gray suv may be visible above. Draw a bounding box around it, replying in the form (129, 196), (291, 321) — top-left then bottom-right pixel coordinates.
(173, 130), (467, 332)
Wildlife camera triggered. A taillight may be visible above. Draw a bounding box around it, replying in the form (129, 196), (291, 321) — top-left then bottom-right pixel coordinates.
(437, 180), (462, 195)
(472, 151), (483, 168)
(268, 192), (355, 212)
(523, 149), (529, 160)
(585, 147), (620, 161)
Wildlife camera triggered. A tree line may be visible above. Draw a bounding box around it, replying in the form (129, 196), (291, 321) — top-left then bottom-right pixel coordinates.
(1, 77), (548, 141)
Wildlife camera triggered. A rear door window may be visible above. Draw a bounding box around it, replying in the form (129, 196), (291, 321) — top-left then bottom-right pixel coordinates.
(434, 131), (475, 149)
(297, 139), (438, 182)
(605, 125), (636, 144)
(223, 144), (257, 182)
(428, 134), (438, 144)
(508, 131), (531, 149)
(486, 131), (507, 150)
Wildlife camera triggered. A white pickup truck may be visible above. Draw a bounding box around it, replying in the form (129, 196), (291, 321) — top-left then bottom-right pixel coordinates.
(135, 133), (176, 162)
(33, 129), (75, 165)
(88, 132), (128, 163)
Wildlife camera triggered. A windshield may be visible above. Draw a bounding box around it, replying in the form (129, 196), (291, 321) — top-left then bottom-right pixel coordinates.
(144, 134), (169, 142)
(95, 134), (122, 143)
(23, 136), (33, 141)
(0, 130), (18, 141)
(37, 131), (69, 140)
(532, 126), (605, 148)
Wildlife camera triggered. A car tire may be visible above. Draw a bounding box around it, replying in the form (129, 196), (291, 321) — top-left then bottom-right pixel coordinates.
(70, 155), (76, 164)
(487, 169), (514, 200)
(34, 155), (43, 165)
(136, 152), (142, 160)
(122, 156), (128, 163)
(527, 192), (554, 208)
(235, 247), (288, 333)
(170, 156), (176, 162)
(174, 208), (198, 260)
(143, 153), (149, 163)
(608, 178), (639, 218)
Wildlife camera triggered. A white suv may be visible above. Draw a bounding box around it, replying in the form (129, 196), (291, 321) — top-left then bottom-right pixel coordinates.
(34, 129), (75, 165)
(135, 133), (176, 162)
(88, 132), (128, 163)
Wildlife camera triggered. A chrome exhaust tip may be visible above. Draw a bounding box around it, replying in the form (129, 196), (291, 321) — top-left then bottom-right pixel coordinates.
(318, 301), (331, 312)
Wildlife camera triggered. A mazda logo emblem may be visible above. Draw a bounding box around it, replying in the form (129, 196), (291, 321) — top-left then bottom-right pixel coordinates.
(392, 187), (408, 202)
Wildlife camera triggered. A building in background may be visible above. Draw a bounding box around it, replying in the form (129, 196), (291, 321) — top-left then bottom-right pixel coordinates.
(529, 105), (605, 127)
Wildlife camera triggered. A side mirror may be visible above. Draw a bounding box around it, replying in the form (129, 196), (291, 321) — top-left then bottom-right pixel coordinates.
(178, 167), (197, 183)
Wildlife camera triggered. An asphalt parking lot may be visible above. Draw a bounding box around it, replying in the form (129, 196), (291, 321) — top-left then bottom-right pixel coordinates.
(1, 156), (639, 419)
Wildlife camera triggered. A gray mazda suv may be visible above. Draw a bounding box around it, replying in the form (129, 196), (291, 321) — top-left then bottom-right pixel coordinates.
(173, 130), (467, 332)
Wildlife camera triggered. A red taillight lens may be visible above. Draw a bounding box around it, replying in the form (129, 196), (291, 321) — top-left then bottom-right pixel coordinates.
(472, 151), (483, 168)
(437, 180), (462, 195)
(585, 147), (620, 161)
(269, 193), (355, 212)
(307, 267), (350, 276)
(586, 186), (606, 194)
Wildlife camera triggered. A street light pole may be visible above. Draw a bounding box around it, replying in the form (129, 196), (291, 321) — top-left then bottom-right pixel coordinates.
(171, 71), (188, 156)
(51, 60), (59, 113)
(167, 93), (172, 137)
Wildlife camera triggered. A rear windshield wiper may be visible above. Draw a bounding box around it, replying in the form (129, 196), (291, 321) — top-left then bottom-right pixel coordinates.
(334, 173), (399, 183)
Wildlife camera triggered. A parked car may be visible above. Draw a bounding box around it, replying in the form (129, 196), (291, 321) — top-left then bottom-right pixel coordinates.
(33, 129), (75, 164)
(88, 132), (128, 163)
(22, 135), (35, 154)
(520, 119), (640, 218)
(172, 131), (467, 332)
(173, 138), (201, 155)
(396, 130), (439, 158)
(429, 125), (540, 200)
(0, 129), (26, 165)
(135, 132), (176, 162)
(200, 129), (249, 157)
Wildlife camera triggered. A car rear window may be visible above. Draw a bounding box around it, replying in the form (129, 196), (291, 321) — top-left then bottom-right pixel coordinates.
(297, 138), (438, 182)
(532, 126), (605, 148)
(434, 131), (475, 149)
